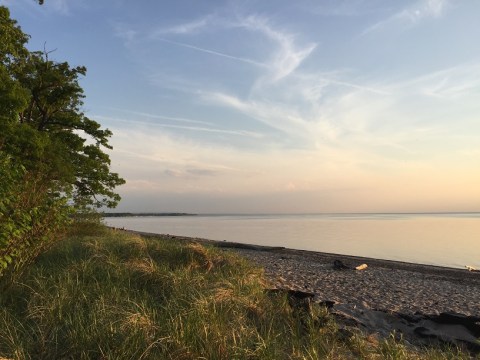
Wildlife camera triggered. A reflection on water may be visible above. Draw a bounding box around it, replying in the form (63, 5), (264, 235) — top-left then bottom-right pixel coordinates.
(105, 213), (480, 269)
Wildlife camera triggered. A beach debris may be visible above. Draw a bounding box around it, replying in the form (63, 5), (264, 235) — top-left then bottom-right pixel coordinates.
(319, 300), (336, 309)
(333, 304), (480, 354)
(410, 312), (480, 353)
(333, 259), (351, 270)
(333, 260), (368, 271)
(267, 288), (315, 312)
(355, 263), (368, 271)
(429, 312), (480, 337)
(465, 265), (478, 272)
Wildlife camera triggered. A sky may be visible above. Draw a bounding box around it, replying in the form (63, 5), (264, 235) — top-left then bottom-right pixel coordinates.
(4, 0), (480, 214)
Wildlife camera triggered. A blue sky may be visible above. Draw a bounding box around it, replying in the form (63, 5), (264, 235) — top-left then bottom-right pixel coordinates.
(5, 0), (480, 213)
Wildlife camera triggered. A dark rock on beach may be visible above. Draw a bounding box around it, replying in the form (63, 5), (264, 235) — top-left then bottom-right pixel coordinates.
(333, 259), (351, 270)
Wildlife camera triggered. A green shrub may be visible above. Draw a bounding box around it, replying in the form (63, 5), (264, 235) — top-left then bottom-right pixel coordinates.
(0, 152), (71, 282)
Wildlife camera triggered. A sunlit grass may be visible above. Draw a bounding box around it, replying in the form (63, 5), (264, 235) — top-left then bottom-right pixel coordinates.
(0, 224), (474, 359)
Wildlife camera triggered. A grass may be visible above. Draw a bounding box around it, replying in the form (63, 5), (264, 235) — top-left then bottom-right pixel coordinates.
(0, 223), (475, 359)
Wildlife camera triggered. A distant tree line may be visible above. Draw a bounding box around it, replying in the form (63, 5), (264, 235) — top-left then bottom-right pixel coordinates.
(103, 213), (197, 217)
(0, 6), (125, 280)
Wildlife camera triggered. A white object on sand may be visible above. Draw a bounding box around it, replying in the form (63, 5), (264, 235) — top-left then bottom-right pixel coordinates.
(465, 265), (477, 271)
(355, 264), (368, 271)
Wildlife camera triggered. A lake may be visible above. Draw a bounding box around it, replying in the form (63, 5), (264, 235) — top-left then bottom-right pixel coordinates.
(104, 213), (480, 269)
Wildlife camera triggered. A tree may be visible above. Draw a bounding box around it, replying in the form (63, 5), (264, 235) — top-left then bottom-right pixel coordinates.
(0, 5), (125, 278)
(0, 6), (125, 209)
(0, 7), (29, 125)
(11, 51), (125, 208)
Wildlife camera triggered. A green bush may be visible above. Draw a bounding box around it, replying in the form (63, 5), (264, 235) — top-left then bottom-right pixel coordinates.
(0, 152), (71, 282)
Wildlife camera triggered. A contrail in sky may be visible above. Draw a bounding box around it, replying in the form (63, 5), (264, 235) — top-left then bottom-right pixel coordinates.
(94, 115), (263, 138)
(328, 79), (390, 95)
(158, 38), (265, 67)
(102, 107), (213, 126)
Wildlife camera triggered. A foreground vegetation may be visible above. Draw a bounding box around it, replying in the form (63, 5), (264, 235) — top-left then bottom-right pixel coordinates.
(0, 224), (472, 359)
(0, 4), (124, 278)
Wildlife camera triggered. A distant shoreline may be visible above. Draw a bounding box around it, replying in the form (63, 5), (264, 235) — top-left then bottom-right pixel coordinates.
(102, 212), (197, 217)
(103, 211), (480, 217)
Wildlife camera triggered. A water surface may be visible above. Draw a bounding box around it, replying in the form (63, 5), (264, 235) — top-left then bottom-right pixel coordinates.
(105, 213), (480, 269)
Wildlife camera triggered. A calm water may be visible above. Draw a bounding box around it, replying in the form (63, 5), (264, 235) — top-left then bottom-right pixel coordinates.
(104, 213), (480, 269)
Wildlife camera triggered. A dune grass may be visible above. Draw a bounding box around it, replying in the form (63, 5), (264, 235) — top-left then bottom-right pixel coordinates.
(0, 223), (473, 359)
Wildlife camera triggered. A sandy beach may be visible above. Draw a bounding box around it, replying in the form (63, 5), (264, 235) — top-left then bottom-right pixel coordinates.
(230, 245), (480, 352)
(231, 246), (480, 316)
(131, 230), (480, 352)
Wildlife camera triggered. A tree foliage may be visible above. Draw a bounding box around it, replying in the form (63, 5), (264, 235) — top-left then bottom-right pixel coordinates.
(6, 50), (125, 208)
(1, 6), (124, 208)
(0, 6), (125, 278)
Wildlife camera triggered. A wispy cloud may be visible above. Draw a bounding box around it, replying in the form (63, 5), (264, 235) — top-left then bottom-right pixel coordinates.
(410, 63), (480, 99)
(109, 129), (251, 180)
(327, 79), (390, 95)
(110, 4), (474, 168)
(152, 15), (213, 35)
(128, 13), (316, 85)
(398, 0), (448, 21)
(102, 107), (213, 126)
(94, 115), (263, 138)
(311, 0), (389, 17)
(154, 124), (263, 138)
(203, 91), (313, 140)
(155, 38), (265, 67)
(151, 13), (317, 81)
(199, 66), (392, 147)
(362, 0), (449, 35)
(296, 74), (390, 96)
(380, 62), (480, 101)
(112, 22), (138, 44)
(201, 60), (479, 156)
(239, 15), (317, 81)
(110, 125), (431, 204)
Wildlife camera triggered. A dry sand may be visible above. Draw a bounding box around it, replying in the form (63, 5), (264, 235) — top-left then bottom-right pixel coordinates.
(230, 245), (480, 352)
(230, 246), (480, 316)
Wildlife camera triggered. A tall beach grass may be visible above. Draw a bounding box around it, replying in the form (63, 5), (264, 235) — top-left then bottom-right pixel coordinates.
(0, 223), (472, 359)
